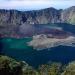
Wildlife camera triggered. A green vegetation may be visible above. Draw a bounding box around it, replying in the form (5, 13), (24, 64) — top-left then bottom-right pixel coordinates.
(61, 61), (75, 75)
(1, 38), (75, 75)
(0, 55), (75, 75)
(67, 14), (75, 25)
(0, 55), (36, 75)
(38, 62), (62, 75)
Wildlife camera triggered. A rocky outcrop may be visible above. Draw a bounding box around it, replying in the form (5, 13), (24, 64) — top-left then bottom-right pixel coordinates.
(0, 6), (75, 38)
(0, 6), (75, 25)
(61, 6), (75, 25)
(0, 8), (61, 26)
(28, 34), (75, 50)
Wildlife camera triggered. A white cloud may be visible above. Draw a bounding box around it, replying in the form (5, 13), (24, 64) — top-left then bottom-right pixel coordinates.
(0, 0), (75, 10)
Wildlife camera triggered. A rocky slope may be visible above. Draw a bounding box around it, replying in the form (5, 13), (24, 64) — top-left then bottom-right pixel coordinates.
(28, 34), (75, 50)
(61, 6), (75, 25)
(0, 6), (75, 25)
(0, 6), (75, 38)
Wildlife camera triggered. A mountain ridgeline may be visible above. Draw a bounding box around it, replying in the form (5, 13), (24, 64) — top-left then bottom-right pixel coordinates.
(0, 6), (75, 25)
(0, 6), (75, 38)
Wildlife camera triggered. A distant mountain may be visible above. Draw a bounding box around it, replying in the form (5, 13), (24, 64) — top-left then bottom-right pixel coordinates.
(0, 6), (75, 25)
(61, 6), (75, 25)
(0, 6), (75, 38)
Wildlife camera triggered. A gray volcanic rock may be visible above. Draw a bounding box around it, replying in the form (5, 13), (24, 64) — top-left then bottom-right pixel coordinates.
(0, 6), (75, 38)
(28, 34), (75, 50)
(61, 6), (75, 24)
(0, 6), (75, 25)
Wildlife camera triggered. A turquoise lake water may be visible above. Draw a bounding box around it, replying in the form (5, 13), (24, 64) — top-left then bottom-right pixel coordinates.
(1, 23), (75, 67)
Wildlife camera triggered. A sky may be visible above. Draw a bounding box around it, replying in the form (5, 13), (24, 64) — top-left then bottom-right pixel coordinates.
(0, 0), (75, 10)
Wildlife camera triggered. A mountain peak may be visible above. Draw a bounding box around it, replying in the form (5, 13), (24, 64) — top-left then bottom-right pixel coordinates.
(66, 6), (75, 11)
(0, 6), (75, 37)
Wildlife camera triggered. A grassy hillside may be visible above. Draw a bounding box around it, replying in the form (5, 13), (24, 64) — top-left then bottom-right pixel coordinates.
(0, 55), (75, 75)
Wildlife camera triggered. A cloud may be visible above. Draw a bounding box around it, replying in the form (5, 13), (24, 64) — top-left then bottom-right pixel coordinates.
(0, 0), (75, 10)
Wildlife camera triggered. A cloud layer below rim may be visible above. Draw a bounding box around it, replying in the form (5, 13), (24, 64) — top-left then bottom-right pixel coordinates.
(0, 0), (75, 10)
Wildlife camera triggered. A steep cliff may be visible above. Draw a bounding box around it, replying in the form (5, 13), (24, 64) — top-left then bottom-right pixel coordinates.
(0, 6), (75, 38)
(0, 6), (75, 25)
(61, 6), (75, 25)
